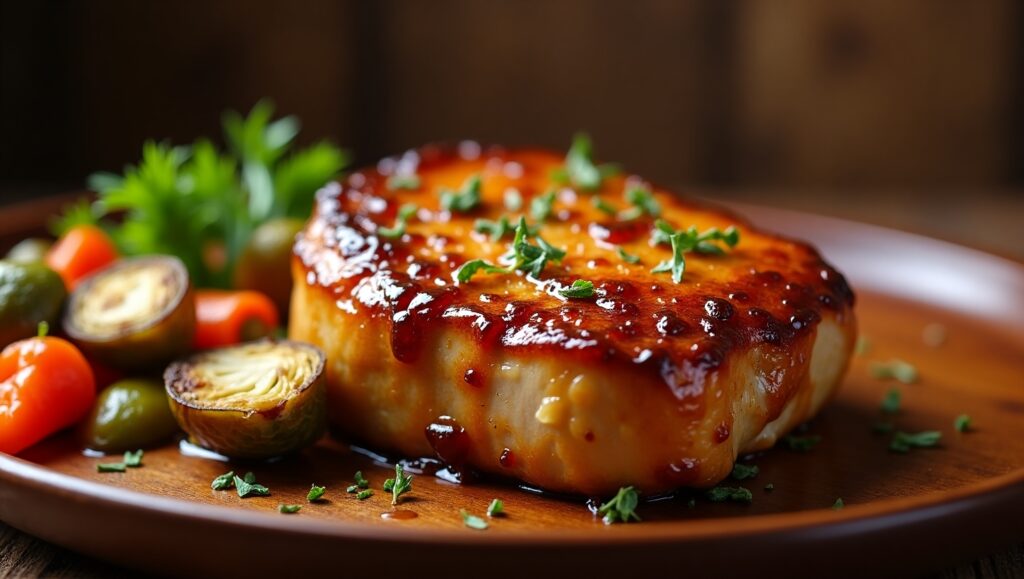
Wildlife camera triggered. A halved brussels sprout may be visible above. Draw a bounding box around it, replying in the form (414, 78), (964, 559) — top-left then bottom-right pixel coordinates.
(63, 255), (195, 370)
(164, 340), (326, 459)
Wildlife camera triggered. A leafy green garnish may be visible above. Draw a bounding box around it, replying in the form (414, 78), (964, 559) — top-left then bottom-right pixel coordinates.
(279, 504), (301, 514)
(597, 486), (641, 524)
(955, 414), (972, 432)
(504, 188), (523, 211)
(383, 464), (413, 506)
(832, 498), (845, 510)
(212, 471), (236, 490)
(440, 174), (482, 213)
(651, 228), (688, 283)
(591, 196), (618, 216)
(616, 247), (641, 264)
(559, 280), (595, 299)
(881, 388), (901, 414)
(234, 473), (270, 498)
(97, 462), (126, 473)
(377, 203), (419, 239)
(454, 217), (565, 283)
(356, 489), (374, 500)
(63, 101), (347, 288)
(650, 220), (740, 283)
(454, 259), (508, 284)
(870, 360), (918, 384)
(622, 185), (660, 218)
(123, 449), (143, 468)
(354, 470), (370, 489)
(474, 216), (515, 241)
(783, 434), (822, 452)
(307, 485), (326, 502)
(730, 463), (759, 481)
(387, 174), (421, 191)
(461, 509), (489, 530)
(889, 430), (941, 453)
(530, 190), (556, 221)
(706, 486), (753, 503)
(553, 133), (619, 191)
(487, 498), (504, 517)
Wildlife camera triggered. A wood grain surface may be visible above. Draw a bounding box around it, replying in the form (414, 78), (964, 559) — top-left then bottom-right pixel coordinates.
(2, 202), (1023, 578)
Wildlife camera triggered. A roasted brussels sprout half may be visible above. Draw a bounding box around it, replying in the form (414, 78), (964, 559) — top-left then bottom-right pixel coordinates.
(80, 378), (180, 452)
(63, 255), (195, 370)
(0, 260), (67, 348)
(164, 340), (326, 459)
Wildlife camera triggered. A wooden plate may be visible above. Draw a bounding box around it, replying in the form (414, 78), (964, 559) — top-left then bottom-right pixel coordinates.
(2, 202), (1023, 578)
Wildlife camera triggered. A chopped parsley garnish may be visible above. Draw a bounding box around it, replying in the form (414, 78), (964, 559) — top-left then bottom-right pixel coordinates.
(386, 173), (421, 191)
(212, 471), (236, 490)
(650, 220), (740, 283)
(440, 173), (482, 212)
(591, 196), (618, 216)
(460, 509), (489, 530)
(504, 188), (523, 211)
(454, 217), (565, 283)
(616, 247), (641, 264)
(706, 486), (753, 503)
(356, 489), (374, 500)
(764, 483), (775, 492)
(623, 185), (660, 218)
(474, 216), (515, 241)
(279, 504), (301, 514)
(955, 414), (972, 432)
(597, 486), (641, 524)
(307, 485), (326, 502)
(783, 434), (822, 452)
(454, 259), (509, 284)
(123, 449), (143, 468)
(889, 430), (942, 453)
(730, 463), (759, 481)
(881, 388), (901, 414)
(383, 464), (413, 506)
(354, 470), (370, 489)
(97, 462), (126, 473)
(552, 133), (619, 192)
(377, 203), (418, 238)
(870, 359), (918, 384)
(487, 498), (504, 517)
(234, 473), (270, 498)
(530, 189), (556, 221)
(832, 498), (845, 510)
(558, 280), (595, 299)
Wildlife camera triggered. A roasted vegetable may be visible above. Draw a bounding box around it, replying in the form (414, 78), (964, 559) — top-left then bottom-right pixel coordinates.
(0, 261), (67, 348)
(5, 238), (52, 264)
(194, 289), (279, 349)
(45, 225), (119, 290)
(164, 340), (326, 459)
(80, 379), (179, 452)
(0, 325), (96, 455)
(63, 255), (195, 370)
(232, 217), (304, 315)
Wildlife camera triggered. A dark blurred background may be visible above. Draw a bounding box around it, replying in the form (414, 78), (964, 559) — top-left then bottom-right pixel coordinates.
(1, 1), (1022, 254)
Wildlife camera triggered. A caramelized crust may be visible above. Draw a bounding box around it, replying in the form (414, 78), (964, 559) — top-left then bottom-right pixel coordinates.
(290, 144), (856, 495)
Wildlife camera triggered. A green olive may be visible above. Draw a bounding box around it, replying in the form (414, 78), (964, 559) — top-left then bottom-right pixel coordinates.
(0, 260), (67, 348)
(232, 218), (304, 316)
(80, 379), (180, 452)
(63, 255), (195, 370)
(164, 340), (326, 459)
(5, 238), (52, 264)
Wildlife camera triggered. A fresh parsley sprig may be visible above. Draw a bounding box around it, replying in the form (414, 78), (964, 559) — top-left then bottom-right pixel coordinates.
(551, 133), (619, 192)
(307, 485), (326, 502)
(650, 220), (740, 283)
(622, 185), (660, 219)
(889, 430), (941, 453)
(597, 486), (641, 524)
(383, 464), (413, 506)
(234, 472), (270, 498)
(730, 463), (759, 481)
(440, 174), (483, 213)
(487, 499), (505, 517)
(706, 486), (753, 503)
(558, 280), (595, 299)
(377, 203), (419, 239)
(531, 190), (557, 221)
(387, 173), (421, 191)
(455, 217), (566, 283)
(460, 509), (489, 530)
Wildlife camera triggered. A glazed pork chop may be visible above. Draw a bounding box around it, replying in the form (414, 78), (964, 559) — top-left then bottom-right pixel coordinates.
(289, 140), (856, 496)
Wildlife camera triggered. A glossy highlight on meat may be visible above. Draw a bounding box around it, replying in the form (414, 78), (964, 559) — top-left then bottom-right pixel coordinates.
(289, 142), (857, 495)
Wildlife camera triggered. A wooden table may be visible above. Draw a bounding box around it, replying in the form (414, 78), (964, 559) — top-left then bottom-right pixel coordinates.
(2, 189), (1022, 578)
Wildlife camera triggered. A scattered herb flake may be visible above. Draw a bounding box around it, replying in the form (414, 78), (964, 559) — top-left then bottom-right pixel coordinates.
(650, 220), (740, 283)
(706, 486), (753, 503)
(346, 485), (359, 494)
(279, 504), (302, 514)
(832, 498), (845, 510)
(955, 414), (972, 432)
(474, 216), (515, 241)
(889, 430), (942, 453)
(377, 203), (418, 238)
(243, 472), (257, 484)
(597, 486), (641, 524)
(559, 279), (595, 299)
(234, 474), (270, 498)
(487, 498), (505, 518)
(97, 462), (126, 473)
(440, 174), (482, 213)
(212, 471), (236, 490)
(881, 388), (901, 414)
(591, 196), (618, 216)
(356, 489), (374, 501)
(461, 509), (489, 530)
(354, 470), (369, 489)
(555, 133), (618, 191)
(530, 189), (556, 221)
(731, 463), (759, 481)
(783, 434), (822, 452)
(870, 359), (918, 384)
(616, 246), (641, 264)
(307, 485), (326, 502)
(123, 449), (143, 468)
(624, 185), (660, 218)
(387, 173), (421, 191)
(383, 464), (413, 506)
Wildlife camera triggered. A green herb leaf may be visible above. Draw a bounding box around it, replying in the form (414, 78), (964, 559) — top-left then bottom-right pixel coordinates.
(378, 203), (419, 239)
(356, 489), (374, 500)
(504, 188), (523, 211)
(279, 504), (302, 514)
(307, 485), (326, 502)
(234, 473), (270, 498)
(889, 430), (942, 453)
(706, 486), (753, 503)
(123, 449), (143, 468)
(591, 196), (618, 216)
(383, 464), (413, 506)
(454, 259), (509, 284)
(387, 174), (421, 191)
(530, 190), (556, 221)
(650, 220), (740, 283)
(354, 470), (370, 489)
(881, 388), (901, 414)
(832, 498), (845, 510)
(212, 471), (236, 490)
(474, 216), (515, 241)
(460, 509), (489, 530)
(346, 485), (359, 494)
(616, 247), (641, 264)
(624, 186), (660, 218)
(783, 434), (822, 452)
(651, 229), (687, 283)
(556, 133), (618, 192)
(597, 486), (641, 524)
(558, 279), (595, 299)
(954, 414), (972, 432)
(487, 498), (504, 518)
(730, 463), (759, 481)
(870, 359), (918, 384)
(97, 462), (126, 473)
(440, 174), (482, 213)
